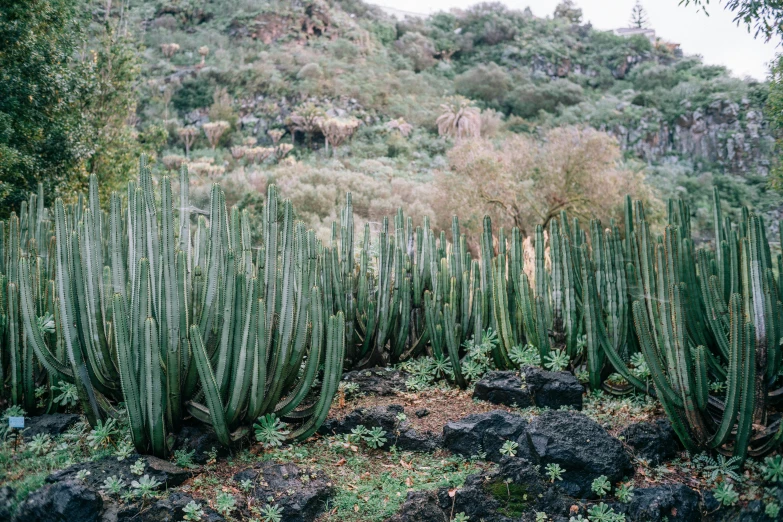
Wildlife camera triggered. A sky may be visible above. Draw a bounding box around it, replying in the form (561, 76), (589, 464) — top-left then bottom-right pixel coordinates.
(368, 0), (778, 80)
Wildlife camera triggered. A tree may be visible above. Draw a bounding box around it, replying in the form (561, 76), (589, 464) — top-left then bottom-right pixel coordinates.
(435, 127), (655, 237)
(0, 0), (87, 217)
(681, 0), (783, 41)
(80, 18), (146, 197)
(203, 121), (230, 149)
(436, 98), (481, 140)
(554, 0), (583, 24)
(630, 1), (649, 28)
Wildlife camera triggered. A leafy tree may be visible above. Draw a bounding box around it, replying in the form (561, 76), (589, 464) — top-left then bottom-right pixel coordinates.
(0, 0), (87, 217)
(554, 0), (583, 24)
(767, 55), (783, 191)
(630, 1), (650, 28)
(436, 127), (655, 237)
(680, 0), (783, 41)
(80, 18), (145, 197)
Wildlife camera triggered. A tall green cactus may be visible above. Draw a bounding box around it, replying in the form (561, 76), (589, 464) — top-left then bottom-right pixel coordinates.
(625, 193), (783, 460)
(15, 159), (343, 457)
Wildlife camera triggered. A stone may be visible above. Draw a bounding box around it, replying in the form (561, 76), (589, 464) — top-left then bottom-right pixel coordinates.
(521, 366), (584, 410)
(385, 490), (448, 522)
(524, 410), (634, 498)
(12, 480), (102, 522)
(620, 419), (679, 465)
(473, 369), (583, 411)
(616, 484), (701, 522)
(472, 371), (533, 408)
(22, 414), (82, 441)
(0, 485), (15, 521)
(175, 423), (232, 464)
(47, 454), (190, 492)
(415, 408), (429, 418)
(443, 410), (529, 462)
(233, 462), (333, 522)
(341, 367), (408, 396)
(320, 404), (439, 452)
(440, 457), (569, 521)
(104, 492), (225, 522)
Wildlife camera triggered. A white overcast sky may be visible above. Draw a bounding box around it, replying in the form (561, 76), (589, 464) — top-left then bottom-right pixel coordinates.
(369, 0), (778, 80)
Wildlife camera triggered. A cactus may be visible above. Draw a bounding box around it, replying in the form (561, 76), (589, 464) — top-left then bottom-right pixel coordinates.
(624, 192), (783, 460)
(2, 183), (57, 411)
(14, 159), (342, 457)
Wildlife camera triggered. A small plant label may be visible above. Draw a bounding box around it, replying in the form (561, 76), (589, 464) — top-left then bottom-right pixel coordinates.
(8, 417), (24, 429)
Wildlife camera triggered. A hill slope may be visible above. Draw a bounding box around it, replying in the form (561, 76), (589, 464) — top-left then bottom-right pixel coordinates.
(122, 0), (779, 237)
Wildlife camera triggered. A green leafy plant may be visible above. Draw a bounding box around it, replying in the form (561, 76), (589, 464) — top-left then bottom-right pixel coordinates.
(500, 440), (519, 457)
(215, 491), (236, 516)
(239, 479), (253, 492)
(616, 482), (634, 503)
(76, 469), (91, 482)
(762, 455), (783, 483)
(452, 513), (469, 522)
(713, 482), (740, 506)
(254, 414), (290, 449)
(586, 503), (625, 522)
(697, 454), (742, 483)
(364, 427), (388, 449)
(260, 503), (283, 522)
(766, 502), (781, 519)
(101, 475), (126, 496)
(543, 349), (569, 372)
(114, 441), (134, 461)
(27, 433), (52, 456)
(174, 448), (196, 469)
(545, 463), (564, 482)
(591, 475), (611, 498)
(183, 500), (205, 521)
(86, 418), (119, 450)
(130, 459), (146, 475)
(131, 474), (162, 500)
(509, 344), (541, 367)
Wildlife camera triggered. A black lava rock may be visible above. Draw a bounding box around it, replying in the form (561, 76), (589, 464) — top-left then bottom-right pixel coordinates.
(521, 366), (584, 410)
(616, 484), (701, 521)
(47, 454), (190, 492)
(525, 410), (634, 498)
(105, 492), (225, 522)
(473, 371), (533, 408)
(387, 457), (572, 522)
(0, 485), (15, 521)
(443, 410), (529, 462)
(473, 369), (584, 411)
(619, 419), (680, 465)
(12, 480), (103, 522)
(175, 423), (233, 465)
(22, 414), (83, 442)
(341, 367), (408, 396)
(233, 462), (333, 522)
(385, 490), (448, 522)
(320, 404), (439, 452)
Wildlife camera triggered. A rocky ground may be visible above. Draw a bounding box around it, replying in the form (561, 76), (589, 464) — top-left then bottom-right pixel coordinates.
(1, 367), (780, 521)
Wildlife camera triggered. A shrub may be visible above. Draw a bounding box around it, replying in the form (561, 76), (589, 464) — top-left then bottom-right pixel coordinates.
(506, 78), (584, 118)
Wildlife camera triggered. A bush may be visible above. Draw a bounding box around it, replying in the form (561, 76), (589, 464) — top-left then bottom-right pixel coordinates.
(394, 32), (437, 72)
(455, 63), (511, 108)
(172, 76), (213, 115)
(506, 78), (584, 118)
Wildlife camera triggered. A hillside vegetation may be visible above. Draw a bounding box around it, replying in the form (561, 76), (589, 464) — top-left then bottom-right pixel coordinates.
(56, 0), (770, 241)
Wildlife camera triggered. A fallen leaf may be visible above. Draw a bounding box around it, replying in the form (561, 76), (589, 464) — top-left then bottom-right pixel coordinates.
(335, 458), (346, 466)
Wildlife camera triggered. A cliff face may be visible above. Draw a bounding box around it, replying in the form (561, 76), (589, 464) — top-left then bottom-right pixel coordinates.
(608, 99), (771, 176)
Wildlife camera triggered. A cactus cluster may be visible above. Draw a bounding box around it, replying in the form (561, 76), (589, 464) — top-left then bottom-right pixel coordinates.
(3, 161), (782, 461)
(2, 158), (344, 457)
(618, 190), (783, 460)
(330, 202), (621, 392)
